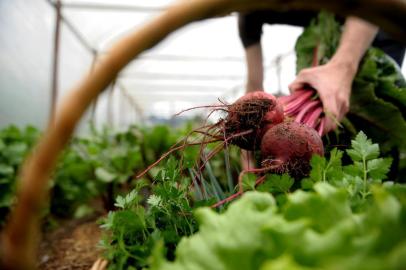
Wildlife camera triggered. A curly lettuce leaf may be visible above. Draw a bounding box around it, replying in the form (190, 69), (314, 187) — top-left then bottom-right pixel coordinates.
(151, 184), (406, 270)
(151, 192), (277, 270)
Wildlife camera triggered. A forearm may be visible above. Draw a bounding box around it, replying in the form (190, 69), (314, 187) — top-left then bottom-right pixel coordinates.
(245, 44), (264, 92)
(330, 17), (378, 76)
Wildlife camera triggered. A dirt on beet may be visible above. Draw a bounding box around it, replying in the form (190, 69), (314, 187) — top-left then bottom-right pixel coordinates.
(224, 98), (275, 150)
(38, 216), (104, 270)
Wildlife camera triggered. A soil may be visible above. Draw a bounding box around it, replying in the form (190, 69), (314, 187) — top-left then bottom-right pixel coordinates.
(38, 216), (104, 270)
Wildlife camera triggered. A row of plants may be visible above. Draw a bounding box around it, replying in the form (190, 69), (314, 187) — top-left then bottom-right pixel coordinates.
(100, 132), (406, 270)
(0, 122), (237, 227)
(2, 122), (403, 270)
(0, 126), (39, 225)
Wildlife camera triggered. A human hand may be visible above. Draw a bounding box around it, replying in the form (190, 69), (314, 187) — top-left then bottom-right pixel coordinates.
(289, 60), (357, 133)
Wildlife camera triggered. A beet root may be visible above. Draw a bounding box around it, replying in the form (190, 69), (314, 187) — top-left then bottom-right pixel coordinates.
(260, 121), (324, 179)
(224, 91), (284, 150)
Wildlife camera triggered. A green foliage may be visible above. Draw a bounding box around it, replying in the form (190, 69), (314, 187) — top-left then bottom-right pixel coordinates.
(50, 126), (144, 217)
(258, 174), (294, 194)
(101, 128), (405, 270)
(50, 124), (201, 218)
(345, 132), (392, 191)
(0, 125), (40, 226)
(0, 123), (208, 224)
(241, 173), (257, 191)
(123, 131), (403, 270)
(302, 132), (392, 208)
(351, 49), (406, 154)
(99, 140), (241, 269)
(100, 158), (199, 270)
(151, 184), (406, 270)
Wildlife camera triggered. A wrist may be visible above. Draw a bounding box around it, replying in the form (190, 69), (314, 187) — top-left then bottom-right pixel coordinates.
(246, 81), (263, 92)
(329, 55), (358, 79)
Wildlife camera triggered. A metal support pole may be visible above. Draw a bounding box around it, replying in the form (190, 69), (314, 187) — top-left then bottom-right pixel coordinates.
(275, 55), (282, 96)
(49, 0), (61, 125)
(107, 80), (117, 128)
(89, 53), (99, 123)
(118, 83), (145, 124)
(46, 0), (96, 54)
(60, 2), (164, 12)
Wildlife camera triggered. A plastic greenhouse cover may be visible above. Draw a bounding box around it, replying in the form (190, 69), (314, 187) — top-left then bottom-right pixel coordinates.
(1, 0), (332, 131)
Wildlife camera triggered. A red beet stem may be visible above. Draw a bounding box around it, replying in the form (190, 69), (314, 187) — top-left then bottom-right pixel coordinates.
(136, 138), (220, 179)
(302, 106), (314, 124)
(305, 106), (323, 129)
(285, 105), (302, 117)
(317, 117), (326, 136)
(294, 100), (320, 124)
(311, 43), (320, 67)
(284, 90), (314, 113)
(210, 191), (242, 208)
(278, 89), (307, 105)
(211, 175), (266, 208)
(237, 164), (280, 193)
(197, 129), (254, 172)
(174, 104), (227, 116)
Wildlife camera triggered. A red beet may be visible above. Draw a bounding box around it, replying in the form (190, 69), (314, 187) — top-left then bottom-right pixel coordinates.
(224, 91), (284, 150)
(260, 121), (324, 179)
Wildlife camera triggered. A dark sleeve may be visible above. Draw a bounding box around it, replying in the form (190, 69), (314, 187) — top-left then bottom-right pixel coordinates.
(238, 10), (316, 48)
(372, 31), (405, 66)
(238, 12), (264, 48)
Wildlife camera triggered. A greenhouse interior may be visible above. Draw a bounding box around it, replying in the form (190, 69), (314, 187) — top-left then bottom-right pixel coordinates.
(1, 0), (406, 269)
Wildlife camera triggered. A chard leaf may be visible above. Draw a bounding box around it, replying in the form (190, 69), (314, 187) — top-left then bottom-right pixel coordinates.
(349, 77), (406, 153)
(295, 11), (340, 72)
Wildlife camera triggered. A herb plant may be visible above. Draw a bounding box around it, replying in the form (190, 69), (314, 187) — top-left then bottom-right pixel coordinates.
(99, 158), (200, 270)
